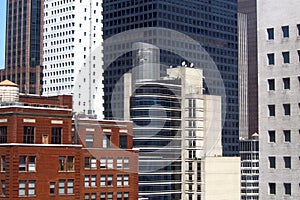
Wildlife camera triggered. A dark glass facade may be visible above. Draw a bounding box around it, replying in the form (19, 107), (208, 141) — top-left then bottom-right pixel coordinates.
(103, 0), (239, 156)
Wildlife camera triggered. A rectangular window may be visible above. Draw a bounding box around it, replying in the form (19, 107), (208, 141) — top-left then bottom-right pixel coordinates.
(86, 134), (94, 148)
(28, 156), (36, 172)
(108, 193), (113, 200)
(58, 156), (66, 171)
(1, 156), (5, 172)
(283, 77), (290, 89)
(91, 157), (97, 169)
(100, 157), (106, 169)
(107, 158), (113, 169)
(117, 158), (122, 169)
(0, 127), (7, 143)
(19, 156), (27, 171)
(284, 183), (291, 195)
(100, 175), (105, 187)
(51, 127), (62, 144)
(84, 157), (90, 169)
(58, 180), (65, 195)
(107, 175), (113, 186)
(67, 179), (74, 194)
(268, 105), (275, 116)
(267, 28), (274, 40)
(91, 193), (96, 200)
(268, 79), (275, 90)
(119, 135), (128, 149)
(117, 175), (122, 186)
(1, 180), (5, 196)
(124, 192), (129, 200)
(103, 135), (111, 148)
(124, 157), (129, 169)
(269, 156), (276, 168)
(49, 182), (55, 195)
(124, 175), (129, 186)
(267, 53), (275, 65)
(67, 156), (74, 171)
(117, 192), (122, 200)
(284, 130), (291, 142)
(298, 50), (300, 62)
(282, 52), (290, 63)
(84, 176), (90, 187)
(28, 180), (35, 196)
(282, 26), (289, 38)
(268, 130), (276, 142)
(19, 180), (26, 196)
(284, 156), (291, 168)
(269, 182), (276, 194)
(283, 104), (291, 116)
(24, 126), (34, 144)
(91, 175), (96, 187)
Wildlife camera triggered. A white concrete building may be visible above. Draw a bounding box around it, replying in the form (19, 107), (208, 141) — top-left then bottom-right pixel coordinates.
(257, 0), (300, 198)
(42, 0), (104, 118)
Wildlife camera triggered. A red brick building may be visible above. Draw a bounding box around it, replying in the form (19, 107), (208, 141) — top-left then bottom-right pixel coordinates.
(0, 80), (138, 199)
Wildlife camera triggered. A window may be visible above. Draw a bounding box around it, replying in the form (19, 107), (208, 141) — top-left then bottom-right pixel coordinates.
(117, 158), (122, 169)
(49, 182), (55, 195)
(58, 180), (65, 195)
(86, 134), (94, 148)
(100, 175), (106, 187)
(284, 183), (291, 195)
(124, 175), (129, 186)
(91, 175), (96, 187)
(124, 157), (129, 169)
(124, 192), (129, 200)
(19, 156), (36, 172)
(108, 193), (113, 200)
(51, 127), (62, 144)
(269, 183), (276, 195)
(282, 52), (290, 63)
(91, 157), (97, 169)
(269, 157), (276, 168)
(284, 130), (291, 142)
(100, 157), (106, 169)
(59, 156), (74, 171)
(19, 180), (26, 196)
(283, 104), (291, 116)
(84, 157), (90, 169)
(268, 131), (276, 142)
(117, 192), (122, 200)
(28, 180), (35, 196)
(24, 126), (34, 143)
(298, 50), (300, 62)
(84, 176), (90, 187)
(1, 156), (5, 172)
(100, 193), (106, 200)
(268, 79), (275, 90)
(284, 156), (291, 168)
(268, 105), (275, 116)
(117, 175), (122, 186)
(267, 28), (274, 40)
(0, 127), (7, 143)
(108, 175), (113, 186)
(282, 26), (289, 38)
(119, 135), (127, 149)
(103, 135), (111, 148)
(67, 180), (74, 194)
(1, 180), (5, 196)
(267, 53), (275, 65)
(108, 158), (113, 169)
(283, 78), (290, 89)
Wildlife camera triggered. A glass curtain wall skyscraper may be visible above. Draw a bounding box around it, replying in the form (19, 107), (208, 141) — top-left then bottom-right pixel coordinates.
(102, 0), (239, 156)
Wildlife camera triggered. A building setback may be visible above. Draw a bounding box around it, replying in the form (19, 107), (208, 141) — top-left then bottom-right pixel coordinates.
(0, 0), (44, 94)
(102, 0), (239, 156)
(257, 0), (300, 198)
(0, 80), (138, 199)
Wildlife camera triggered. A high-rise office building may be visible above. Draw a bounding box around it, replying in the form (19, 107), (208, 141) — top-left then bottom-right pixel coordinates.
(0, 0), (44, 94)
(238, 0), (258, 138)
(102, 0), (239, 156)
(257, 0), (300, 198)
(42, 0), (104, 118)
(125, 65), (240, 200)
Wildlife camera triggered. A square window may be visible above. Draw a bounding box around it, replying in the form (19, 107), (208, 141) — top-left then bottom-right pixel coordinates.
(284, 183), (291, 195)
(269, 156), (276, 168)
(283, 78), (290, 89)
(268, 130), (276, 142)
(267, 53), (275, 65)
(282, 52), (290, 63)
(268, 105), (275, 116)
(267, 28), (274, 40)
(269, 182), (276, 195)
(283, 104), (291, 116)
(282, 26), (289, 38)
(284, 156), (291, 168)
(268, 79), (275, 90)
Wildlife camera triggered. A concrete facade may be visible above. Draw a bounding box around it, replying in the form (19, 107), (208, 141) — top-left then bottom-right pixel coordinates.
(258, 0), (300, 199)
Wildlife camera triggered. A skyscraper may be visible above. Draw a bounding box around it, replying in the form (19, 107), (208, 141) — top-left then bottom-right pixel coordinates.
(102, 0), (239, 156)
(257, 0), (300, 198)
(42, 0), (104, 118)
(1, 0), (44, 94)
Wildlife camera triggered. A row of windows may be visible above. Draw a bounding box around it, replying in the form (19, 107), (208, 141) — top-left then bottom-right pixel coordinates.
(84, 192), (129, 200)
(44, 45), (74, 54)
(85, 134), (128, 149)
(84, 157), (129, 170)
(44, 69), (74, 77)
(267, 130), (300, 143)
(267, 24), (300, 40)
(44, 85), (74, 93)
(45, 29), (75, 40)
(268, 156), (292, 169)
(44, 53), (74, 62)
(266, 51), (300, 65)
(46, 38), (75, 47)
(84, 174), (129, 187)
(269, 182), (292, 196)
(49, 0), (75, 7)
(267, 77), (299, 90)
(47, 6), (75, 17)
(0, 126), (62, 144)
(47, 76), (74, 84)
(267, 104), (298, 116)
